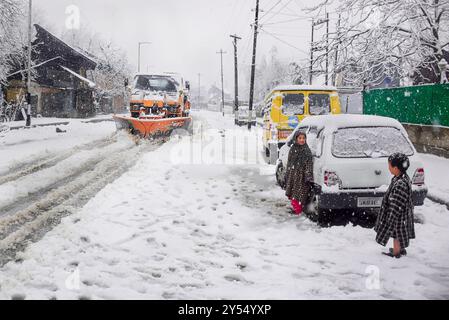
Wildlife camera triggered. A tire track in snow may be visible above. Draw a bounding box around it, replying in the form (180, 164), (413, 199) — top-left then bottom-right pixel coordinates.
(0, 134), (117, 186)
(0, 142), (133, 218)
(0, 139), (163, 267)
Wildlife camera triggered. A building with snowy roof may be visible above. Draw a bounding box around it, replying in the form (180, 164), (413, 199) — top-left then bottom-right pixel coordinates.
(5, 24), (98, 118)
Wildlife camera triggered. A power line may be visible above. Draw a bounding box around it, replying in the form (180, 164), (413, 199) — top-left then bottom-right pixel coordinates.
(259, 0), (282, 21)
(261, 0), (295, 24)
(258, 27), (309, 54)
(261, 16), (311, 26)
(258, 31), (309, 38)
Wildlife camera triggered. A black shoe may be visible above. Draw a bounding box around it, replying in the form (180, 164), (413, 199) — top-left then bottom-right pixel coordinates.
(389, 248), (407, 256)
(383, 252), (401, 259)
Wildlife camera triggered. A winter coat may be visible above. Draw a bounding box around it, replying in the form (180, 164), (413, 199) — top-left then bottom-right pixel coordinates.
(375, 173), (416, 249)
(285, 142), (314, 205)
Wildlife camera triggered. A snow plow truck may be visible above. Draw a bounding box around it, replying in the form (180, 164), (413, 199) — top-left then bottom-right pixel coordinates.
(114, 73), (192, 138)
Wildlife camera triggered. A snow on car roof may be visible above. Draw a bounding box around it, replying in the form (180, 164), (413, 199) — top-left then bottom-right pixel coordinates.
(271, 85), (338, 92)
(299, 114), (404, 132)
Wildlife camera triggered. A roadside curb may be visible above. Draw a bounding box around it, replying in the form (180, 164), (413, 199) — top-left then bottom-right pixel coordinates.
(9, 122), (70, 131)
(82, 118), (114, 124)
(8, 117), (113, 130)
(427, 193), (449, 210)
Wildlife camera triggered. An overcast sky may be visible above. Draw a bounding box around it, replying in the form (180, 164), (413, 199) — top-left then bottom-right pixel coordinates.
(35, 0), (330, 90)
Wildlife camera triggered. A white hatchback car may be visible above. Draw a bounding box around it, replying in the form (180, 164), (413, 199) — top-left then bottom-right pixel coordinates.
(235, 105), (257, 127)
(276, 115), (428, 217)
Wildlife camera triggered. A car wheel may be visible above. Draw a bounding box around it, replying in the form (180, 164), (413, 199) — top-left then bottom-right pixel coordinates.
(276, 162), (286, 189)
(306, 195), (326, 223)
(265, 147), (270, 158)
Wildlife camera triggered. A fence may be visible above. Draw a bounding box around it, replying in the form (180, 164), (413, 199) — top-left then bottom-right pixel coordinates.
(363, 84), (449, 157)
(363, 84), (449, 127)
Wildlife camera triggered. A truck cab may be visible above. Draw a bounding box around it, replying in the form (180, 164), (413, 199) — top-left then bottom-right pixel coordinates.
(130, 73), (191, 119)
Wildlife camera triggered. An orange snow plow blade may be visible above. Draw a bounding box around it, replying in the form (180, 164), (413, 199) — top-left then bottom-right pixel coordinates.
(113, 115), (192, 138)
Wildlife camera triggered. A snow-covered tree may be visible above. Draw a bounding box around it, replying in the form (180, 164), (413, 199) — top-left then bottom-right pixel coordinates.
(309, 0), (449, 87)
(244, 46), (308, 101)
(0, 0), (23, 84)
(60, 29), (132, 99)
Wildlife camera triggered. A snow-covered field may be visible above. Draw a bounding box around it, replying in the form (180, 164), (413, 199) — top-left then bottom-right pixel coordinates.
(0, 111), (448, 300)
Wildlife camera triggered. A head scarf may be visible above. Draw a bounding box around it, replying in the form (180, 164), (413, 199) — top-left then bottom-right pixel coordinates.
(291, 131), (313, 166)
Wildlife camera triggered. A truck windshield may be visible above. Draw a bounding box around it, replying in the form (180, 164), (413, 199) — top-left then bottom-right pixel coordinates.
(134, 76), (178, 92)
(309, 94), (331, 115)
(282, 94), (305, 116)
(332, 127), (414, 158)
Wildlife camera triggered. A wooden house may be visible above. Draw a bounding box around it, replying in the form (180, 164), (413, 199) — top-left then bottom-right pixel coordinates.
(6, 24), (97, 118)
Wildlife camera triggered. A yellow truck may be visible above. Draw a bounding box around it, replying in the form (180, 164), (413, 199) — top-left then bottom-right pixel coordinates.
(262, 85), (341, 164)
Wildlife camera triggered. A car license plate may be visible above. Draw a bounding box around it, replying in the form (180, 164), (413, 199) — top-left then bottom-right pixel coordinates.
(357, 197), (383, 208)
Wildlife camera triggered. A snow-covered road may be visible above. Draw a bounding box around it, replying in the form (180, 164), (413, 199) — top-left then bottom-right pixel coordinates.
(0, 111), (448, 300)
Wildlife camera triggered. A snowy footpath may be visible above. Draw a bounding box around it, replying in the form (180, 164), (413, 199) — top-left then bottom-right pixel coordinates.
(0, 111), (448, 300)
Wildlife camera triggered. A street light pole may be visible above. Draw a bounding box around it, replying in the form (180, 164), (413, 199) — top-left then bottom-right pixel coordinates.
(138, 42), (151, 73)
(26, 0), (32, 127)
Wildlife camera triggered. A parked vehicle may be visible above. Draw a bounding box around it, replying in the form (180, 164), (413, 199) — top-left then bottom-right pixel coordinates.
(276, 115), (428, 219)
(262, 85), (341, 164)
(235, 104), (256, 126)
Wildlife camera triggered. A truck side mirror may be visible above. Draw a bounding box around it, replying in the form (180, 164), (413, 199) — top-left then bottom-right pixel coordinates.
(185, 81), (191, 91)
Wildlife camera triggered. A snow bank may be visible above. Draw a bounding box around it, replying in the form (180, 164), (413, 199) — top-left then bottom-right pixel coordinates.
(419, 153), (449, 205)
(0, 119), (116, 175)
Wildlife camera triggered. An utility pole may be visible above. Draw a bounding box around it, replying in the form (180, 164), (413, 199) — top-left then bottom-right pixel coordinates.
(333, 14), (341, 86)
(230, 34), (241, 117)
(309, 18), (315, 85)
(248, 0), (260, 130)
(197, 73), (201, 109)
(310, 16), (330, 86)
(217, 49), (227, 117)
(138, 42), (151, 73)
(26, 0), (32, 127)
(325, 12), (330, 86)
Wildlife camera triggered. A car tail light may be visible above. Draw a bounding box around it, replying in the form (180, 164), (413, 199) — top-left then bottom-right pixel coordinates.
(324, 171), (342, 187)
(412, 168), (425, 186)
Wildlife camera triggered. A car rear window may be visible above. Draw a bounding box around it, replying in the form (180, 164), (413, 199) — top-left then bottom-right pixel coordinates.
(309, 94), (331, 115)
(282, 94), (305, 116)
(332, 127), (414, 158)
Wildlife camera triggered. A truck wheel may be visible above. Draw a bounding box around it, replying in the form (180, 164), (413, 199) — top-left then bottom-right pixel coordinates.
(265, 147), (270, 158)
(276, 162), (286, 189)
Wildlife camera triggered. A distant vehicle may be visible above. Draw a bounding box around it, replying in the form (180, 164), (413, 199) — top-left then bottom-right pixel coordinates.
(263, 85), (342, 164)
(276, 115), (428, 220)
(235, 104), (256, 127)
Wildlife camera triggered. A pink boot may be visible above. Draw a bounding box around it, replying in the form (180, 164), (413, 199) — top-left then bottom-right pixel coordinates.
(291, 199), (303, 215)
